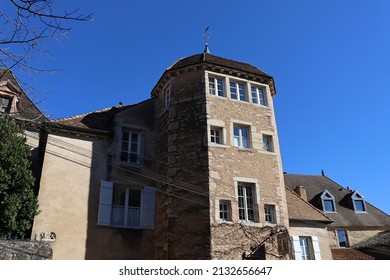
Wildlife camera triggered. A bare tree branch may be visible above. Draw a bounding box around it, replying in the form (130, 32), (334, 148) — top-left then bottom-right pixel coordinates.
(0, 0), (92, 81)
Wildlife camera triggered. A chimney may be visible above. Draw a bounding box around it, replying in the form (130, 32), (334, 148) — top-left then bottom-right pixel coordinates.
(294, 186), (308, 201)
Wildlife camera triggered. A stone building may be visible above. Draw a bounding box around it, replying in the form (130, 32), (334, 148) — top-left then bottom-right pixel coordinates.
(29, 49), (291, 259)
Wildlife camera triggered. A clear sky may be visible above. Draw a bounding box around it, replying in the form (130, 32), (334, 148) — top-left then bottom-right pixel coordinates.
(14, 0), (390, 215)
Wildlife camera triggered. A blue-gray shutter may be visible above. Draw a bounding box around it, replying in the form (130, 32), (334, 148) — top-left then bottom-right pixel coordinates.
(98, 181), (113, 226)
(143, 186), (156, 229)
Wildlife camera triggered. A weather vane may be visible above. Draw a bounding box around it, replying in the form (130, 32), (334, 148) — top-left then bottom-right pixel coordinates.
(201, 26), (211, 53)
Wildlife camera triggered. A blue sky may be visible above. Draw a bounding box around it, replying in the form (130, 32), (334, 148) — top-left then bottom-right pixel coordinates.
(14, 0), (390, 214)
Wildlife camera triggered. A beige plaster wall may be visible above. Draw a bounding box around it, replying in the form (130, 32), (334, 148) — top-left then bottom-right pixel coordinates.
(289, 226), (333, 260)
(31, 133), (107, 260)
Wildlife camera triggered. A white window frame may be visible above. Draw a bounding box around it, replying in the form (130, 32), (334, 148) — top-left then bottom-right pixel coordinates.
(233, 124), (250, 148)
(210, 126), (223, 144)
(120, 129), (142, 164)
(264, 204), (277, 224)
(98, 181), (156, 230)
(230, 80), (248, 101)
(111, 186), (143, 229)
(351, 191), (367, 212)
(251, 86), (267, 106)
(237, 182), (257, 222)
(292, 236), (321, 260)
(219, 200), (232, 222)
(208, 76), (225, 97)
(321, 190), (336, 212)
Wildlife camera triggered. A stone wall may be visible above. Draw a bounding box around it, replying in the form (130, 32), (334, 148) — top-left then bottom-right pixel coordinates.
(0, 240), (52, 260)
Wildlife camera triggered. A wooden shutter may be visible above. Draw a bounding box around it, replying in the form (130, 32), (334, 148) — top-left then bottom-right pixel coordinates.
(98, 181), (113, 226)
(312, 236), (322, 260)
(143, 186), (156, 229)
(291, 236), (303, 260)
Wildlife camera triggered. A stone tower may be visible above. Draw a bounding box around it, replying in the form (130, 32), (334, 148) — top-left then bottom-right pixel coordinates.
(152, 50), (289, 259)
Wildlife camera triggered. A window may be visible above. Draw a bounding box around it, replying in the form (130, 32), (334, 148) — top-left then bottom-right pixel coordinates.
(230, 81), (247, 101)
(336, 230), (349, 247)
(121, 130), (141, 164)
(163, 87), (170, 108)
(292, 236), (321, 260)
(111, 187), (141, 228)
(210, 126), (223, 144)
(0, 97), (10, 113)
(299, 237), (313, 260)
(262, 135), (273, 152)
(321, 190), (336, 212)
(98, 181), (156, 229)
(209, 77), (225, 97)
(219, 200), (232, 221)
(352, 191), (366, 212)
(233, 125), (249, 148)
(238, 182), (257, 222)
(264, 204), (276, 223)
(251, 86), (267, 106)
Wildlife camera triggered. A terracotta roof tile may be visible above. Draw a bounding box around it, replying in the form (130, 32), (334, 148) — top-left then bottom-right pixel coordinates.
(331, 248), (375, 260)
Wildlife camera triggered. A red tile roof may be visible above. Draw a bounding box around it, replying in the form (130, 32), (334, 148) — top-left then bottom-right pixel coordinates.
(331, 248), (375, 260)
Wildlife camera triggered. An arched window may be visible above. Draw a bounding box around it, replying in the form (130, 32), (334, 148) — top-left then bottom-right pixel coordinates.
(352, 191), (367, 212)
(321, 190), (336, 212)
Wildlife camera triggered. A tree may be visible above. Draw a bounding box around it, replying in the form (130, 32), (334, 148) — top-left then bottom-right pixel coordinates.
(0, 1), (92, 79)
(0, 115), (39, 238)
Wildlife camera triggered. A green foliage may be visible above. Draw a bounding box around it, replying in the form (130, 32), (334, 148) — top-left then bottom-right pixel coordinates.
(0, 115), (39, 238)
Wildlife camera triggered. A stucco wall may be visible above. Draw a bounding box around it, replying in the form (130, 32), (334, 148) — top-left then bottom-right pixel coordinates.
(31, 133), (108, 259)
(289, 225), (333, 260)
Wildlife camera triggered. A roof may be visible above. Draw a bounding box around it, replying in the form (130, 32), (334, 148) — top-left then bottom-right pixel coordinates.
(0, 68), (47, 122)
(285, 187), (332, 224)
(53, 105), (132, 131)
(352, 230), (390, 259)
(284, 174), (390, 228)
(52, 98), (156, 133)
(151, 52), (276, 97)
(168, 53), (272, 78)
(331, 248), (375, 260)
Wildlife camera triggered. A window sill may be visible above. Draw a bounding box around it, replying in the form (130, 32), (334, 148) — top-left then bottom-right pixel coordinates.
(234, 147), (253, 153)
(209, 143), (229, 148)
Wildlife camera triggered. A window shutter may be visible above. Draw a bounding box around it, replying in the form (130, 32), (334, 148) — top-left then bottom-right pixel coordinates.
(143, 186), (156, 229)
(98, 181), (113, 226)
(292, 236), (303, 260)
(312, 236), (322, 260)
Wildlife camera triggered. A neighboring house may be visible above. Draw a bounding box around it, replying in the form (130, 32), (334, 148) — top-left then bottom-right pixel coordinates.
(285, 186), (333, 260)
(352, 230), (390, 259)
(31, 50), (291, 259)
(284, 173), (390, 260)
(0, 68), (47, 197)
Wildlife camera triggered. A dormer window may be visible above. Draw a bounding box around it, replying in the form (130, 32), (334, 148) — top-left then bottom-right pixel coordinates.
(0, 96), (11, 113)
(352, 191), (367, 212)
(321, 190), (336, 212)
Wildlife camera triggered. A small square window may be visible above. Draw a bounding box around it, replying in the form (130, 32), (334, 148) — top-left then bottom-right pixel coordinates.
(234, 125), (250, 148)
(219, 200), (232, 221)
(264, 204), (277, 224)
(262, 135), (273, 152)
(210, 127), (223, 144)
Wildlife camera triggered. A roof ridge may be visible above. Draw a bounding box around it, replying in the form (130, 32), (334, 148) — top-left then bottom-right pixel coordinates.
(53, 106), (116, 122)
